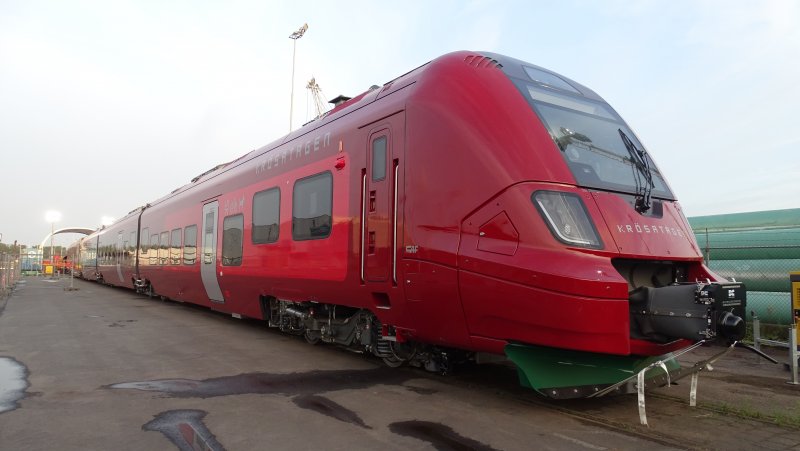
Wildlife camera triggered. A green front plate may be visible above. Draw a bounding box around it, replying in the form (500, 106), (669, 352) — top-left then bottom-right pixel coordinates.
(505, 343), (679, 396)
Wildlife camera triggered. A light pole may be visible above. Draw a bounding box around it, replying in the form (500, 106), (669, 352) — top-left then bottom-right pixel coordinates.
(289, 23), (308, 132)
(45, 210), (61, 276)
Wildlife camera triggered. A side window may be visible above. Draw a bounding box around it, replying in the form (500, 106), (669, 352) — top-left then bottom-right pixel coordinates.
(253, 187), (280, 244)
(170, 229), (182, 265)
(159, 232), (169, 265)
(372, 136), (387, 181)
(130, 232), (137, 253)
(183, 225), (197, 265)
(292, 172), (332, 241)
(222, 214), (243, 266)
(204, 212), (214, 264)
(141, 228), (150, 256)
(149, 233), (159, 265)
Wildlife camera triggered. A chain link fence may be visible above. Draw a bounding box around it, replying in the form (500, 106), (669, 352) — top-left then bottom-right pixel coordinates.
(701, 244), (800, 326)
(0, 252), (22, 299)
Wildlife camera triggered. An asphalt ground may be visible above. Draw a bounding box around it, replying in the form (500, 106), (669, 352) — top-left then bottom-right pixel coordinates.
(1, 276), (799, 450)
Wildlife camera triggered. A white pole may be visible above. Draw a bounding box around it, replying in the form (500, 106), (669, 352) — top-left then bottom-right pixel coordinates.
(290, 38), (297, 132)
(50, 222), (54, 278)
(288, 23), (308, 132)
(790, 326), (799, 385)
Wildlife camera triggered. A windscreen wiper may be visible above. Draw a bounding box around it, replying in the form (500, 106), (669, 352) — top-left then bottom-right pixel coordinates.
(618, 128), (654, 213)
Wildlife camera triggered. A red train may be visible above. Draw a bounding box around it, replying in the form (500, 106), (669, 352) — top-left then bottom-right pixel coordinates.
(69, 51), (747, 398)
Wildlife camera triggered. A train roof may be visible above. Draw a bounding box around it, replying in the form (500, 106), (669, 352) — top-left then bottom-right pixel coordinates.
(128, 51), (600, 214)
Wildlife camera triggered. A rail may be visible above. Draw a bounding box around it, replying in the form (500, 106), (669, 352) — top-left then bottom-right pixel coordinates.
(360, 173), (366, 283)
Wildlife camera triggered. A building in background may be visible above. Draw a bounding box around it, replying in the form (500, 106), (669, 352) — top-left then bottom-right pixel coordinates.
(21, 247), (42, 274)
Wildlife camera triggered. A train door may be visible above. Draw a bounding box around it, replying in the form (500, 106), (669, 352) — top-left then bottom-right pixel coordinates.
(362, 116), (403, 291)
(201, 201), (225, 303)
(116, 231), (124, 283)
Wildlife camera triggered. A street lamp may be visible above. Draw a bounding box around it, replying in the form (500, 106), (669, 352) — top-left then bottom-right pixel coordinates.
(289, 23), (308, 132)
(45, 210), (61, 276)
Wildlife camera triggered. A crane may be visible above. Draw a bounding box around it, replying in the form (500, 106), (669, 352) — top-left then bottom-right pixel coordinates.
(306, 77), (328, 119)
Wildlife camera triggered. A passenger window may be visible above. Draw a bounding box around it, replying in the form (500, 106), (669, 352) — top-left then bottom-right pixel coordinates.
(159, 232), (169, 265)
(149, 233), (159, 265)
(253, 188), (280, 244)
(372, 136), (387, 181)
(141, 228), (150, 255)
(293, 172), (332, 241)
(170, 229), (181, 265)
(130, 232), (137, 252)
(183, 225), (197, 265)
(222, 214), (243, 266)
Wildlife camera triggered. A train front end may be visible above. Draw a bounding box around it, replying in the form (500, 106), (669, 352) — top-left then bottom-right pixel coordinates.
(441, 53), (748, 398)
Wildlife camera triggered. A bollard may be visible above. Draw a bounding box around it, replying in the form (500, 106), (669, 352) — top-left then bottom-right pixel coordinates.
(753, 314), (761, 353)
(789, 326), (799, 385)
(64, 263), (79, 291)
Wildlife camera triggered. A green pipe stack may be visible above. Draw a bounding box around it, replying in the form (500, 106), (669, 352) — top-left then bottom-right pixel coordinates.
(689, 208), (800, 325)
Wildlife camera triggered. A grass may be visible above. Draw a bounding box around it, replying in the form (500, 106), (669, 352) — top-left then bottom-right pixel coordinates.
(710, 401), (800, 429)
(743, 321), (791, 344)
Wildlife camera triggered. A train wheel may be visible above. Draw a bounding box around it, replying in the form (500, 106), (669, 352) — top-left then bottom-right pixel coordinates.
(304, 330), (321, 345)
(382, 354), (405, 368)
(377, 340), (416, 368)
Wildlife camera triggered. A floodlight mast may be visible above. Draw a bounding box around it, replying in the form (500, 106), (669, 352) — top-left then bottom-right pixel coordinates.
(289, 23), (309, 132)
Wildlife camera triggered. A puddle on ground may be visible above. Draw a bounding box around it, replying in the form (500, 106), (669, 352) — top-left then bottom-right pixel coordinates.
(389, 421), (500, 451)
(0, 357), (29, 414)
(108, 367), (417, 398)
(116, 368), (498, 448)
(292, 394), (371, 429)
(403, 385), (438, 395)
(143, 409), (225, 451)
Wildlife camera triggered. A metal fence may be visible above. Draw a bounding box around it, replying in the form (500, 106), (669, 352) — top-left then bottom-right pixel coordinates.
(702, 244), (800, 325)
(0, 252), (22, 298)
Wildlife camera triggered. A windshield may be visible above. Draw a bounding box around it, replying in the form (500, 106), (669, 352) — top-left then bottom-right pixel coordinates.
(524, 84), (674, 200)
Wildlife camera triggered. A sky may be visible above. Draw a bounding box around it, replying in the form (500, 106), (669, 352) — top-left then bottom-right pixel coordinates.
(1, 0), (798, 247)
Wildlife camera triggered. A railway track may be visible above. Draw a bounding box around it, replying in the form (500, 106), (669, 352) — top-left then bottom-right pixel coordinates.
(406, 358), (800, 450)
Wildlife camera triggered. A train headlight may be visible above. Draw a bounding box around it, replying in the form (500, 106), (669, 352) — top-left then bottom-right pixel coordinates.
(532, 191), (602, 249)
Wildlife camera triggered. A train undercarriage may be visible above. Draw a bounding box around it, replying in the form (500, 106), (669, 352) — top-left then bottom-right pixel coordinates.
(264, 297), (465, 374)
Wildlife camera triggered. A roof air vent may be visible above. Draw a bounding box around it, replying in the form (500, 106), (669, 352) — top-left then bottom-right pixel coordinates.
(464, 55), (503, 69)
(329, 95), (352, 106)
